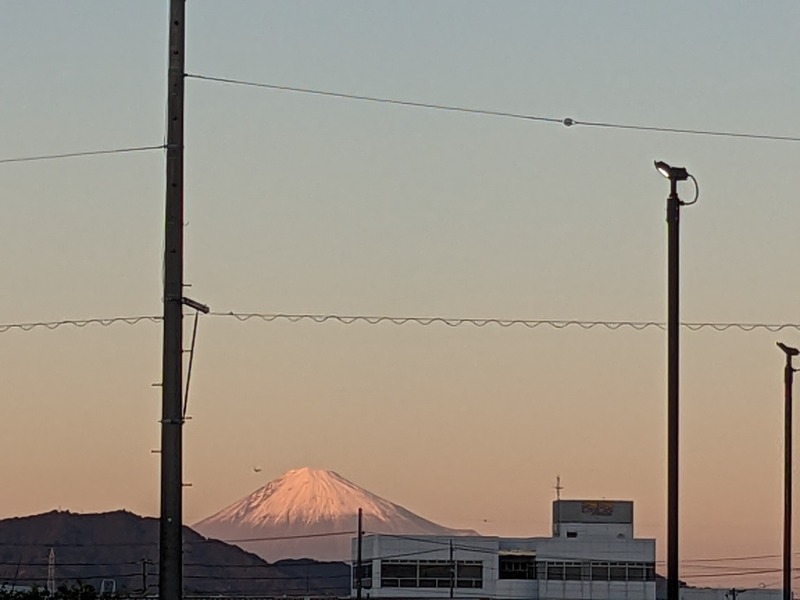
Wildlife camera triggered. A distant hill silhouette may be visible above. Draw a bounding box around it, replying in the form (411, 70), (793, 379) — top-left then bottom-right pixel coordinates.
(0, 510), (349, 596)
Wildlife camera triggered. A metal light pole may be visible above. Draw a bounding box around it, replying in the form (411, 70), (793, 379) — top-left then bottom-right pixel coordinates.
(778, 342), (798, 600)
(655, 160), (698, 600)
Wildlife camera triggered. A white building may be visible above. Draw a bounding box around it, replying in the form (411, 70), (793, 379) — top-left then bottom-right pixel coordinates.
(351, 499), (782, 600)
(352, 499), (655, 600)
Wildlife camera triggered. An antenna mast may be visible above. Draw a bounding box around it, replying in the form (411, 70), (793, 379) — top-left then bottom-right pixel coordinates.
(554, 476), (564, 537)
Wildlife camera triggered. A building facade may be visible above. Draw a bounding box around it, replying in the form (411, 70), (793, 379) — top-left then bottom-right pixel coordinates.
(351, 499), (782, 600)
(352, 500), (656, 600)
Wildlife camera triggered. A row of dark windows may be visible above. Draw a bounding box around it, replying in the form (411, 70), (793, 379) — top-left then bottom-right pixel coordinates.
(353, 558), (655, 589)
(498, 555), (537, 580)
(378, 560), (483, 589)
(499, 557), (655, 582)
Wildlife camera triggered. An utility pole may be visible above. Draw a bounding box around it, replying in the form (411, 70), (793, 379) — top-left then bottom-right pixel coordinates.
(778, 342), (798, 600)
(356, 508), (363, 600)
(449, 539), (454, 599)
(47, 548), (55, 594)
(141, 558), (151, 596)
(160, 2), (185, 600)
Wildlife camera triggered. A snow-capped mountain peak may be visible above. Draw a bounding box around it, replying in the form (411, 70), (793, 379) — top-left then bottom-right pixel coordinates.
(203, 467), (414, 526)
(194, 467), (476, 562)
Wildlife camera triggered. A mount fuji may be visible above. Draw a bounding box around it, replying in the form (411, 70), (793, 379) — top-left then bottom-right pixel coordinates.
(194, 467), (477, 562)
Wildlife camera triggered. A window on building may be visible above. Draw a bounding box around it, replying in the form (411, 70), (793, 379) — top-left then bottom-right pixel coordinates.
(628, 566), (645, 581)
(419, 562), (451, 589)
(546, 563), (564, 580)
(352, 561), (373, 589)
(609, 565), (628, 581)
(456, 562), (483, 588)
(542, 561), (656, 583)
(564, 563), (582, 581)
(379, 560), (482, 589)
(498, 555), (537, 580)
(380, 562), (417, 588)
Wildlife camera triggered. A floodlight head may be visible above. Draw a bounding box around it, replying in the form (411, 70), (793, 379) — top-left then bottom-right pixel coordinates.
(655, 161), (671, 179)
(777, 342), (800, 357)
(654, 160), (689, 182)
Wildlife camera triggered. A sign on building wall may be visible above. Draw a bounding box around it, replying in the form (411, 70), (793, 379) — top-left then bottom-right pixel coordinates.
(553, 500), (633, 524)
(581, 501), (614, 516)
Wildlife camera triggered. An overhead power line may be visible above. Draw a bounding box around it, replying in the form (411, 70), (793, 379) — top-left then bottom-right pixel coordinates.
(214, 312), (800, 333)
(185, 74), (563, 125)
(223, 530), (356, 544)
(678, 553), (784, 564)
(4, 312), (800, 335)
(684, 568), (785, 579)
(186, 73), (800, 143)
(0, 315), (162, 333)
(0, 529), (357, 548)
(0, 144), (165, 165)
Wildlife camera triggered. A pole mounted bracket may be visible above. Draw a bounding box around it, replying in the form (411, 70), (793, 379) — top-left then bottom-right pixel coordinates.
(181, 297), (210, 314)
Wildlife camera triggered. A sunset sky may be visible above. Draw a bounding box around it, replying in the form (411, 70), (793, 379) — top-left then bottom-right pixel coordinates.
(1, 0), (800, 590)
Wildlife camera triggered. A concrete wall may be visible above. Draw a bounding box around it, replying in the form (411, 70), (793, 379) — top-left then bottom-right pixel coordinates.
(680, 588), (781, 600)
(539, 580), (655, 600)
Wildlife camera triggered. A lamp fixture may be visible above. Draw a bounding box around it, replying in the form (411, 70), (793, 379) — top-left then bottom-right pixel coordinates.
(654, 160), (689, 182)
